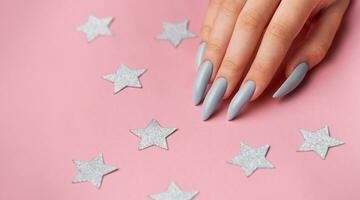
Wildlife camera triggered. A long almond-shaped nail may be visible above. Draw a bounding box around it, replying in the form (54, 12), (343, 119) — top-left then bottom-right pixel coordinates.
(201, 78), (227, 121)
(227, 81), (256, 121)
(193, 60), (213, 105)
(273, 62), (309, 98)
(195, 42), (206, 70)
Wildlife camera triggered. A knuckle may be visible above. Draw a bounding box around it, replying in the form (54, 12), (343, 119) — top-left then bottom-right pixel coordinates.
(221, 58), (239, 74)
(200, 25), (212, 40)
(267, 21), (293, 42)
(237, 9), (265, 30)
(220, 0), (241, 17)
(206, 41), (223, 54)
(252, 60), (271, 77)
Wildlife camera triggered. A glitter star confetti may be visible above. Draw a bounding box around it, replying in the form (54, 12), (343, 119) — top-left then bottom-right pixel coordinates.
(150, 181), (198, 200)
(228, 143), (273, 177)
(72, 154), (117, 189)
(77, 15), (113, 42)
(155, 20), (196, 47)
(297, 125), (344, 159)
(130, 119), (177, 150)
(103, 64), (146, 94)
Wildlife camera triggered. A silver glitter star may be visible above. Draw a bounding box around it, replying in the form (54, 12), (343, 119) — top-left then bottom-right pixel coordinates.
(103, 64), (146, 94)
(150, 181), (198, 200)
(77, 15), (113, 42)
(130, 119), (177, 150)
(155, 20), (196, 47)
(72, 154), (117, 189)
(228, 143), (274, 177)
(297, 126), (344, 159)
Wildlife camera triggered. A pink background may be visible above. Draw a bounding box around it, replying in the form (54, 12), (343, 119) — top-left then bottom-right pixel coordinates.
(1, 0), (360, 199)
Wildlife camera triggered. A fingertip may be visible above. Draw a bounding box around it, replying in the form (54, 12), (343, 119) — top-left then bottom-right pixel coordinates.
(245, 81), (261, 102)
(273, 62), (309, 98)
(285, 59), (306, 77)
(222, 82), (238, 100)
(223, 91), (232, 100)
(285, 66), (293, 77)
(249, 92), (260, 102)
(216, 67), (245, 100)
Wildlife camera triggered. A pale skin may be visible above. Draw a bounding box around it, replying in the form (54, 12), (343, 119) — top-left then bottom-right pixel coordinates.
(200, 0), (350, 100)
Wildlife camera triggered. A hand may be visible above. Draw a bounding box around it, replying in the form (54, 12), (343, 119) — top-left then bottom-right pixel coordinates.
(192, 0), (350, 121)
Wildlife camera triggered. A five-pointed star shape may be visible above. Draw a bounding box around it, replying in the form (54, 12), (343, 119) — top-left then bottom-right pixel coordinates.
(155, 20), (196, 47)
(72, 154), (117, 189)
(77, 15), (113, 42)
(103, 64), (146, 94)
(228, 143), (274, 177)
(130, 119), (177, 150)
(297, 126), (344, 159)
(150, 182), (198, 200)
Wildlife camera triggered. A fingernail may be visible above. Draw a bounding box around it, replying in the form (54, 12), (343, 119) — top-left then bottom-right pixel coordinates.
(195, 42), (206, 70)
(192, 60), (213, 105)
(201, 77), (227, 121)
(273, 62), (309, 98)
(227, 81), (256, 121)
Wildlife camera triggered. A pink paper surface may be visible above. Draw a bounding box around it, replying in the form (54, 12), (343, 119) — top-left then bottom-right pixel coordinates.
(0, 0), (359, 199)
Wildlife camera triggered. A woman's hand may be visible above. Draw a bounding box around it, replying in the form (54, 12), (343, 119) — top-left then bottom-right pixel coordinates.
(193, 0), (350, 121)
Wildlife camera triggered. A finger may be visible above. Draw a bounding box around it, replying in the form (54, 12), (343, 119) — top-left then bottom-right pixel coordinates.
(196, 0), (224, 69)
(273, 0), (350, 98)
(286, 0), (350, 75)
(216, 0), (280, 99)
(198, 0), (249, 120)
(200, 0), (224, 42)
(193, 0), (246, 106)
(243, 0), (319, 101)
(312, 0), (338, 15)
(202, 0), (246, 81)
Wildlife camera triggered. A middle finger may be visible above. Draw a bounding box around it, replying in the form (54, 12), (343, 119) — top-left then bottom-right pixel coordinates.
(215, 0), (280, 99)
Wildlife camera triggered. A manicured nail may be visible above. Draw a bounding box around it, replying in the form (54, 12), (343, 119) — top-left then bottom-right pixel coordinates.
(195, 42), (206, 70)
(273, 62), (309, 98)
(201, 78), (228, 121)
(192, 60), (213, 105)
(227, 81), (256, 121)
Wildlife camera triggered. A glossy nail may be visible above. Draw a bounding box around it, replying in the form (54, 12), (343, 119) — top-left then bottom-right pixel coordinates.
(201, 78), (228, 121)
(195, 42), (206, 70)
(273, 62), (309, 98)
(192, 60), (213, 105)
(227, 81), (256, 121)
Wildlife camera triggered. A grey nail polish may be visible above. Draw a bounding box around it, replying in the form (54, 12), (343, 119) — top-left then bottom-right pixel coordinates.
(273, 62), (308, 98)
(192, 60), (213, 105)
(201, 78), (228, 121)
(227, 81), (256, 121)
(195, 42), (206, 70)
